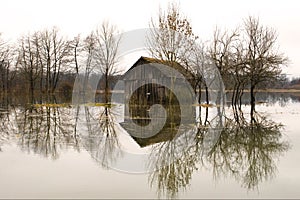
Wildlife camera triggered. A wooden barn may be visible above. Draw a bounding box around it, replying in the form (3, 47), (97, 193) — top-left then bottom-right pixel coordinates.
(120, 56), (196, 147)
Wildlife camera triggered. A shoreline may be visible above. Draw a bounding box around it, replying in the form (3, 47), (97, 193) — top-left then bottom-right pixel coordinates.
(225, 89), (300, 93)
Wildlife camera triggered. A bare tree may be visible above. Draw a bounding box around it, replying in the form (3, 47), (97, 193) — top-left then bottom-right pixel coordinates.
(0, 34), (15, 94)
(83, 32), (97, 78)
(94, 21), (121, 103)
(147, 3), (198, 68)
(17, 32), (42, 98)
(71, 32), (99, 104)
(70, 34), (81, 75)
(209, 28), (245, 110)
(243, 16), (288, 119)
(209, 28), (239, 80)
(39, 27), (72, 93)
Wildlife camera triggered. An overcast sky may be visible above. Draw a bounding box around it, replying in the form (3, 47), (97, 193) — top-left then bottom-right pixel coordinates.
(1, 0), (299, 77)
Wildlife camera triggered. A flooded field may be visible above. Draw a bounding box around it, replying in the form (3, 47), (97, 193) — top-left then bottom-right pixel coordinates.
(0, 92), (299, 199)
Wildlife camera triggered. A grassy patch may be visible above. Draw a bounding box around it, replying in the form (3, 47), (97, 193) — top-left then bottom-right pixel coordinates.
(84, 102), (116, 108)
(193, 103), (216, 108)
(33, 103), (71, 108)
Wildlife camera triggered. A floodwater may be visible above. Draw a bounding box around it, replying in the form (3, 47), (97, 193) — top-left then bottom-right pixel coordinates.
(0, 92), (299, 199)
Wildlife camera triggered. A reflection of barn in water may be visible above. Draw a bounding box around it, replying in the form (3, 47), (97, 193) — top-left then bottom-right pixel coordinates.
(120, 56), (196, 147)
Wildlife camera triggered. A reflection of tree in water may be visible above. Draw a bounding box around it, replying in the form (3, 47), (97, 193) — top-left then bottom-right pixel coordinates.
(0, 108), (14, 151)
(81, 106), (122, 169)
(226, 92), (300, 108)
(16, 99), (78, 159)
(0, 96), (19, 151)
(265, 92), (300, 105)
(207, 112), (290, 189)
(148, 108), (290, 198)
(147, 118), (208, 199)
(147, 128), (197, 199)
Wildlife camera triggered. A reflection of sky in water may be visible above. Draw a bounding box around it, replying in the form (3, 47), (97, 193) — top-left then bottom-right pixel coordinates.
(0, 95), (299, 198)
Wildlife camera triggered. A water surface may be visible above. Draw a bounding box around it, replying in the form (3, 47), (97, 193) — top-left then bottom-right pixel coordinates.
(0, 92), (299, 199)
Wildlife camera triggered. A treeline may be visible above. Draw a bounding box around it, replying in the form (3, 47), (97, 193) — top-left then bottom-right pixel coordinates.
(283, 77), (300, 89)
(0, 3), (292, 114)
(0, 22), (120, 100)
(0, 29), (73, 95)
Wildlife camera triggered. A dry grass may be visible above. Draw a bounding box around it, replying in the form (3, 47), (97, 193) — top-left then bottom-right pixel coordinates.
(33, 103), (71, 108)
(193, 103), (217, 108)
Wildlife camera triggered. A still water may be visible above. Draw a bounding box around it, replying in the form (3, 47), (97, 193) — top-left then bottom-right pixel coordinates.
(0, 92), (299, 199)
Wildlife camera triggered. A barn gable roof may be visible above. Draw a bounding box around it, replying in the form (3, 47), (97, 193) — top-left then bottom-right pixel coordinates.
(125, 56), (195, 82)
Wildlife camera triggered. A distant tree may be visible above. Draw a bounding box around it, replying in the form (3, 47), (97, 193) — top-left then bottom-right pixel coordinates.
(285, 77), (300, 89)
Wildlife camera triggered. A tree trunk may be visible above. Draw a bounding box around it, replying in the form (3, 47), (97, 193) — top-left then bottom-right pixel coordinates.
(29, 74), (35, 103)
(231, 83), (236, 108)
(204, 85), (209, 125)
(205, 85), (209, 105)
(238, 88), (244, 110)
(75, 47), (79, 74)
(250, 85), (256, 122)
(197, 82), (202, 124)
(105, 70), (109, 104)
